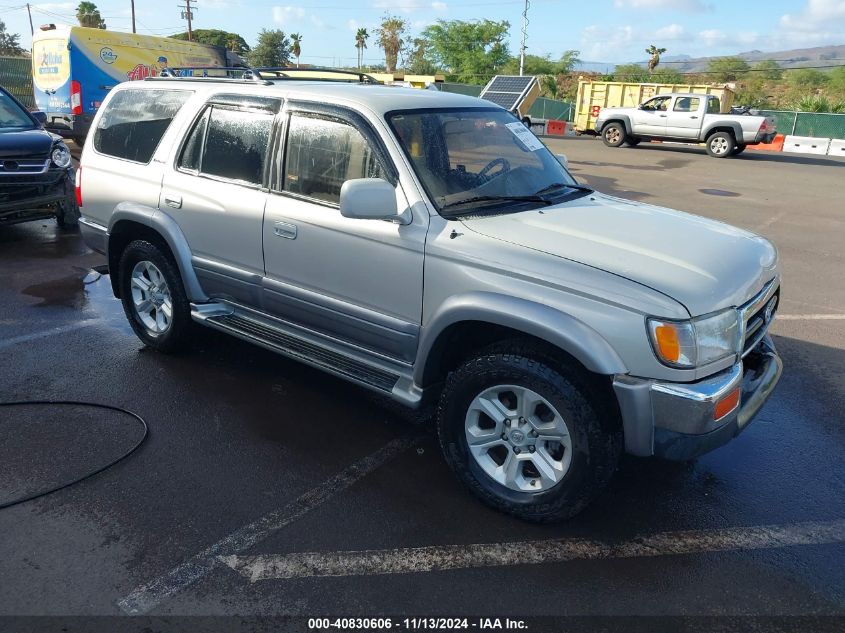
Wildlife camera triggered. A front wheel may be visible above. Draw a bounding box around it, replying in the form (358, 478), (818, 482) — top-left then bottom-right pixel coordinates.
(601, 123), (627, 147)
(118, 239), (193, 353)
(435, 345), (621, 522)
(706, 132), (736, 157)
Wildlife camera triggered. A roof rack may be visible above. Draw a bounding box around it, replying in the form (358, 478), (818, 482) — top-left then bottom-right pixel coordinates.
(251, 67), (380, 84)
(145, 66), (381, 85)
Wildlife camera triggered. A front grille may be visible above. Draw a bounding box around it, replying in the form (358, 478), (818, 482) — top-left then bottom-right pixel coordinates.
(741, 285), (779, 356)
(0, 159), (49, 175)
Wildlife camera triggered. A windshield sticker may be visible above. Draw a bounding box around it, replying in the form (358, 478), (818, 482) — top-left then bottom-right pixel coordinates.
(506, 122), (544, 151)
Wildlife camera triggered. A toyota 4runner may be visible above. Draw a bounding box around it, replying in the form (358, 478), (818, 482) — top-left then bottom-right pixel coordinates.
(78, 70), (782, 522)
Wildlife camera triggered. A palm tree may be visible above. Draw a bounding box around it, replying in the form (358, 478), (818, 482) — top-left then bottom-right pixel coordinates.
(291, 33), (302, 68)
(355, 28), (369, 69)
(377, 15), (406, 72)
(646, 45), (667, 74)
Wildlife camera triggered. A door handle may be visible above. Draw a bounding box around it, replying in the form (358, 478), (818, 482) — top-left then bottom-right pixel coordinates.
(163, 194), (182, 209)
(659, 114), (667, 118)
(690, 115), (699, 119)
(273, 221), (297, 239)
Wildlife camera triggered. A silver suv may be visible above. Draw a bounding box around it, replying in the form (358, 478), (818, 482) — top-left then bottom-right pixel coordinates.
(78, 71), (782, 522)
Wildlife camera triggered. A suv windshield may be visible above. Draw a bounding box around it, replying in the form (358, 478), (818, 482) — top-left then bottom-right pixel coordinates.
(0, 90), (36, 131)
(387, 108), (585, 217)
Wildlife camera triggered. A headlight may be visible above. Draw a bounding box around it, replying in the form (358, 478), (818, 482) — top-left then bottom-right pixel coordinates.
(648, 308), (740, 368)
(51, 144), (72, 169)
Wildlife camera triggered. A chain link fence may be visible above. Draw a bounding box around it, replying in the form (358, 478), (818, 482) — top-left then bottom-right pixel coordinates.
(0, 57), (35, 109)
(760, 110), (845, 139)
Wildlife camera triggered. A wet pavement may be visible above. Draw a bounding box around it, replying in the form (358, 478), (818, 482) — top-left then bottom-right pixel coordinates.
(0, 139), (843, 624)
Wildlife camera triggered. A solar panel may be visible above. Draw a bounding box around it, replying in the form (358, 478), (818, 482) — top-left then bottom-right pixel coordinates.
(479, 75), (538, 111)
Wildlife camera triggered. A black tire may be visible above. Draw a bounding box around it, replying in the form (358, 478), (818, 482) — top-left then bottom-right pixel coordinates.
(435, 342), (622, 522)
(521, 117), (531, 129)
(733, 144), (747, 155)
(626, 137), (641, 147)
(601, 123), (627, 147)
(118, 239), (193, 353)
(705, 131), (736, 158)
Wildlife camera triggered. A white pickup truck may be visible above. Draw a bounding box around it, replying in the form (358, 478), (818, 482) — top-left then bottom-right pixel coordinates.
(595, 93), (777, 157)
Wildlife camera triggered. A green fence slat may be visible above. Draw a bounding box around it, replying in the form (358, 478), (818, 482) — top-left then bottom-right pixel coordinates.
(0, 56), (35, 109)
(760, 109), (845, 140)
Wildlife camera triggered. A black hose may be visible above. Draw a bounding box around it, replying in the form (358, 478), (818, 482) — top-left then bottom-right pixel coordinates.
(0, 400), (148, 510)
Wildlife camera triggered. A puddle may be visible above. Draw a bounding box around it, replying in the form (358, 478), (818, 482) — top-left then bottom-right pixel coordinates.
(22, 275), (87, 308)
(699, 188), (741, 197)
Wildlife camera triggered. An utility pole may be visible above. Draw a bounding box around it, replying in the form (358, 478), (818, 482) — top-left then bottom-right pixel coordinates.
(179, 0), (196, 41)
(26, 3), (34, 35)
(131, 0), (136, 33)
(519, 0), (529, 76)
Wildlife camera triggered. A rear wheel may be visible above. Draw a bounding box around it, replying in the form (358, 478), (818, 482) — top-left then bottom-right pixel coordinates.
(706, 132), (736, 157)
(435, 343), (621, 522)
(602, 123), (627, 147)
(118, 239), (193, 353)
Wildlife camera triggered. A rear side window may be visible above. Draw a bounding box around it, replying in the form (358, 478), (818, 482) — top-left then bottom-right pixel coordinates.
(282, 114), (386, 204)
(94, 89), (191, 163)
(177, 105), (273, 185)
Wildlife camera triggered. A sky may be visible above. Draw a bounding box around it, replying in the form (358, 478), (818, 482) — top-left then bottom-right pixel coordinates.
(3, 0), (845, 68)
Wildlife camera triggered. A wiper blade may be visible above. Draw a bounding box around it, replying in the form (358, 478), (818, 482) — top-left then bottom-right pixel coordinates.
(533, 182), (594, 196)
(440, 194), (553, 212)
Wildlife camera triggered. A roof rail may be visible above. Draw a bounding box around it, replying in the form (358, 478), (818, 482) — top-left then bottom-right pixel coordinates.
(252, 67), (380, 84)
(146, 66), (381, 85)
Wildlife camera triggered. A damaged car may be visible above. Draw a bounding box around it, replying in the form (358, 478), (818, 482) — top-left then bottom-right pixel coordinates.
(0, 86), (79, 229)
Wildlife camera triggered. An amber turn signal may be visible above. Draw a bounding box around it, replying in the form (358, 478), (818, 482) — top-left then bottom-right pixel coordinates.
(654, 324), (680, 363)
(714, 387), (741, 420)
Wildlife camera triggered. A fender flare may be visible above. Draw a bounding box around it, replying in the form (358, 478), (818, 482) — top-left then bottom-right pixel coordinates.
(415, 291), (627, 386)
(597, 115), (633, 137)
(702, 121), (744, 143)
(108, 204), (208, 302)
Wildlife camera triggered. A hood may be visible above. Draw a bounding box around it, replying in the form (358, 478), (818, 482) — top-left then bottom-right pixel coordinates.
(460, 192), (778, 317)
(0, 129), (54, 159)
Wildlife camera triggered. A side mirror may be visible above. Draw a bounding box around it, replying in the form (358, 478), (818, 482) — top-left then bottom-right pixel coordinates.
(637, 103), (645, 110)
(340, 178), (408, 224)
(555, 153), (568, 169)
(32, 111), (48, 126)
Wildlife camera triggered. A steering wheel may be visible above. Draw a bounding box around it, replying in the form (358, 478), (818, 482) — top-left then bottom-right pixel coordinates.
(477, 157), (511, 183)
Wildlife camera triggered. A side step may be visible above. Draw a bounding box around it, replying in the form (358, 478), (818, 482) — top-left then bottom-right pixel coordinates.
(202, 312), (400, 393)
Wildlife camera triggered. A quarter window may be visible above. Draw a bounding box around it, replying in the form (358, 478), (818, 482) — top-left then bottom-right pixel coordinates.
(177, 105), (273, 185)
(94, 89), (191, 163)
(282, 114), (386, 204)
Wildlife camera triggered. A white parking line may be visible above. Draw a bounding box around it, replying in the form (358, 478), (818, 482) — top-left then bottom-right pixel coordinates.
(117, 435), (421, 615)
(776, 314), (845, 320)
(0, 319), (101, 351)
(221, 519), (845, 582)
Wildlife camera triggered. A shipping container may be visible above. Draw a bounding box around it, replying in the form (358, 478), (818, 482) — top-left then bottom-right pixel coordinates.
(574, 79), (735, 134)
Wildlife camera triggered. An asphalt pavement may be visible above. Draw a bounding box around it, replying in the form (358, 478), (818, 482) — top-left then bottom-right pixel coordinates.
(0, 137), (843, 630)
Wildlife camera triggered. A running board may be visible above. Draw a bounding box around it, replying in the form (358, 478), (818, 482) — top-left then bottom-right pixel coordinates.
(195, 310), (401, 393)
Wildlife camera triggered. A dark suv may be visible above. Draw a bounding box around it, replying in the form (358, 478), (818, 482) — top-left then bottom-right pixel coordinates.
(0, 86), (79, 229)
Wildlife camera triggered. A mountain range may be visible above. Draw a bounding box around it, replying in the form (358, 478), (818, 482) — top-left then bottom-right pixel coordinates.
(575, 44), (845, 74)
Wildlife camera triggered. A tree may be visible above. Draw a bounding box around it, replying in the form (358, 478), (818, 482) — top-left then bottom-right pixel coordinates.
(788, 68), (830, 90)
(377, 14), (407, 72)
(76, 2), (106, 29)
(422, 19), (510, 84)
(291, 33), (302, 68)
(171, 30), (250, 55)
(0, 19), (25, 56)
(753, 60), (783, 81)
(501, 50), (579, 76)
(645, 45), (667, 73)
(706, 57), (750, 82)
(249, 29), (291, 67)
(611, 62), (683, 84)
(404, 36), (438, 75)
(355, 28), (369, 69)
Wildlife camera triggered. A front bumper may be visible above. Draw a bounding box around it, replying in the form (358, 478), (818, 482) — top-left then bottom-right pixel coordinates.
(613, 336), (782, 460)
(0, 166), (75, 226)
